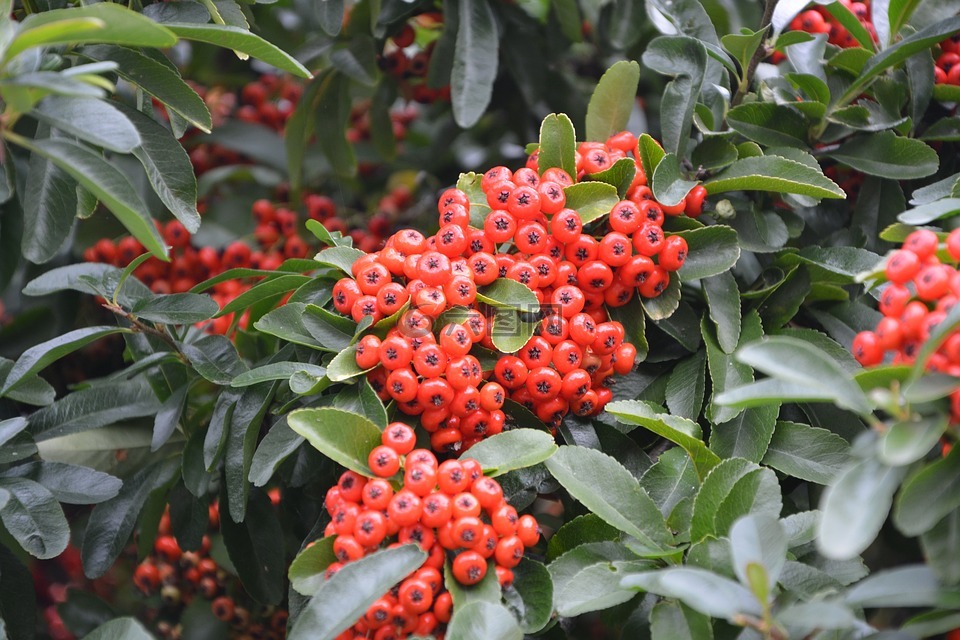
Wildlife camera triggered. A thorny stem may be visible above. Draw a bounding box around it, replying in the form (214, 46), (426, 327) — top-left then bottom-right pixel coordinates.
(732, 0), (779, 107)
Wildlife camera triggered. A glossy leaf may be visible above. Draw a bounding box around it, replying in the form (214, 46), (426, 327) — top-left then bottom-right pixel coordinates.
(461, 429), (557, 476)
(84, 617), (154, 640)
(606, 400), (721, 480)
(621, 567), (762, 619)
(563, 181), (620, 224)
(477, 279), (539, 312)
(537, 113), (577, 178)
(705, 155), (845, 199)
(446, 601), (523, 640)
(818, 457), (906, 560)
(585, 60), (640, 142)
(726, 103), (810, 149)
(828, 131), (938, 179)
(651, 154), (698, 207)
(545, 445), (674, 553)
(31, 95), (140, 154)
(641, 36), (706, 157)
(9, 136), (167, 258)
(894, 445), (960, 537)
(674, 225), (740, 281)
(762, 420), (850, 484)
(165, 23), (311, 78)
(449, 0), (498, 128)
(0, 478), (68, 559)
(287, 407), (382, 477)
(288, 545), (427, 640)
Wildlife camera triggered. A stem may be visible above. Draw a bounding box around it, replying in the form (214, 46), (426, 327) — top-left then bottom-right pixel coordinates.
(103, 303), (189, 363)
(731, 0), (779, 107)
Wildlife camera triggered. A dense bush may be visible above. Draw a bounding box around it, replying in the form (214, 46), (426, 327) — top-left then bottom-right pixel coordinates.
(3, 0), (960, 638)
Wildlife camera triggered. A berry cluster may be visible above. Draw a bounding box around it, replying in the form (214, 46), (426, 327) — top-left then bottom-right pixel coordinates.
(323, 429), (539, 640)
(853, 229), (960, 420)
(132, 502), (288, 640)
(380, 15), (451, 104)
(82, 191), (392, 335)
(788, 1), (876, 49)
(934, 35), (960, 85)
(333, 131), (702, 449)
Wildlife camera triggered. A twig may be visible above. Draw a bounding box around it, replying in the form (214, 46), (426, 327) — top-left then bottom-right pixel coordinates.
(732, 0), (779, 107)
(103, 303), (190, 364)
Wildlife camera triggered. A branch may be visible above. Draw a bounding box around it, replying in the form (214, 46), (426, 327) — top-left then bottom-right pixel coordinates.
(732, 0), (779, 107)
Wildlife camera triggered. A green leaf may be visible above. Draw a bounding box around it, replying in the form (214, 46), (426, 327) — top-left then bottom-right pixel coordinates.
(703, 271), (741, 353)
(31, 95), (140, 154)
(302, 304), (356, 352)
(3, 461), (121, 504)
(641, 447), (699, 518)
(314, 246), (365, 274)
(28, 378), (161, 440)
(705, 155), (845, 199)
(314, 72), (356, 178)
(1, 326), (125, 396)
(447, 601), (523, 640)
(879, 414), (947, 467)
(84, 617), (154, 640)
(844, 565), (960, 609)
(287, 407), (382, 477)
(181, 334), (247, 385)
(729, 513), (787, 591)
(0, 478), (67, 559)
(606, 400), (721, 480)
(164, 23), (311, 78)
(82, 458), (178, 577)
(641, 35), (706, 156)
(8, 135), (167, 259)
(249, 417), (303, 487)
(219, 488), (285, 605)
(638, 133), (666, 179)
(762, 421), (850, 484)
(288, 545), (427, 640)
(710, 405), (779, 463)
(133, 293), (218, 324)
(224, 383), (275, 523)
(894, 445), (960, 537)
(151, 383), (186, 452)
(562, 181), (620, 224)
(20, 135), (77, 264)
(692, 137), (739, 171)
(546, 516), (620, 561)
(837, 15), (960, 106)
(544, 445), (674, 552)
(9, 4), (177, 59)
(897, 197), (960, 225)
(674, 225), (740, 281)
(116, 104), (200, 233)
(585, 60), (640, 142)
(689, 458), (778, 543)
(477, 279), (539, 312)
(734, 336), (873, 415)
(828, 131), (938, 179)
(289, 536), (337, 596)
(621, 567), (762, 619)
(537, 113), (577, 178)
(722, 26), (766, 75)
(326, 344), (372, 382)
(818, 457), (905, 560)
(461, 429), (557, 476)
(504, 558), (552, 633)
(490, 310), (538, 354)
(553, 559), (653, 617)
(80, 45), (211, 133)
(586, 157), (637, 199)
(665, 351), (706, 421)
(704, 311), (763, 424)
(233, 362), (327, 387)
(920, 510), (960, 587)
(651, 153), (698, 207)
(824, 1), (876, 50)
(450, 0), (498, 128)
(218, 275), (311, 318)
(651, 601), (713, 640)
(726, 103), (810, 148)
(254, 304), (325, 350)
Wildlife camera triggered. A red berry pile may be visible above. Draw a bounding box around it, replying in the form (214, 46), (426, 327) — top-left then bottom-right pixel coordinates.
(130, 501), (288, 639)
(934, 35), (960, 85)
(853, 228), (960, 419)
(380, 14), (452, 104)
(788, 1), (876, 49)
(333, 131), (703, 451)
(322, 430), (539, 640)
(83, 191), (394, 335)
